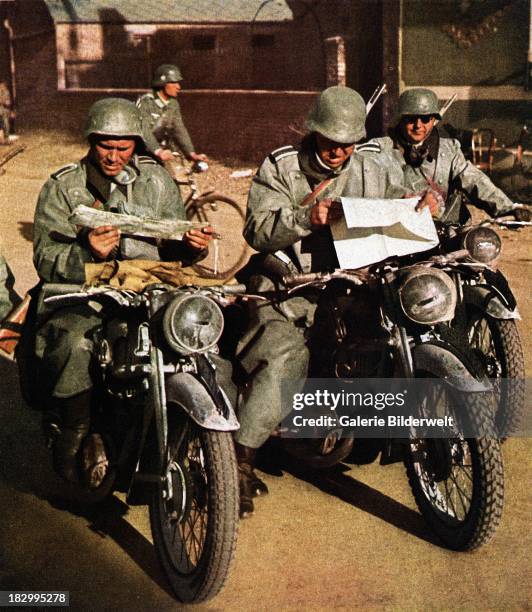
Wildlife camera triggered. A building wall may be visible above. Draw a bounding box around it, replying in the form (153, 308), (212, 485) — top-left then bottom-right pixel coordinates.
(401, 0), (530, 145)
(55, 19), (324, 92)
(0, 3), (321, 161)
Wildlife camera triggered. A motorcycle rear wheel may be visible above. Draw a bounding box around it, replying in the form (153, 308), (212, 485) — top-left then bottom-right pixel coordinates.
(149, 418), (239, 603)
(405, 377), (504, 551)
(466, 310), (525, 437)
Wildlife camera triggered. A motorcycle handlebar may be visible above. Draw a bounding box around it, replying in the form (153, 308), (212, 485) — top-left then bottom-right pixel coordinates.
(283, 270), (366, 287)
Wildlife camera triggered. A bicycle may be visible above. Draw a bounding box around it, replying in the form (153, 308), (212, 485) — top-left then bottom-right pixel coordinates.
(163, 154), (248, 280)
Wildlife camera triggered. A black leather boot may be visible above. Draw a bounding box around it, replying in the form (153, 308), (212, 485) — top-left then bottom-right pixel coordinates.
(235, 443), (269, 518)
(51, 391), (91, 483)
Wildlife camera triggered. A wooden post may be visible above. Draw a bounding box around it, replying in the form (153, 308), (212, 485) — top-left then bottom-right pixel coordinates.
(324, 36), (346, 87)
(380, 1), (401, 131)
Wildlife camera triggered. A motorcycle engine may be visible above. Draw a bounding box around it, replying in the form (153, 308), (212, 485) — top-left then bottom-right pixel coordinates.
(309, 282), (391, 378)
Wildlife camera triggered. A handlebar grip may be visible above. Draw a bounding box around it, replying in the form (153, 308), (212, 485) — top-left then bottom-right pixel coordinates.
(217, 284), (247, 294)
(282, 272), (324, 286)
(42, 283), (84, 297)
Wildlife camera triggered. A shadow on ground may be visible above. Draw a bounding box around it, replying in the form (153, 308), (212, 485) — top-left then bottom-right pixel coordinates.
(0, 357), (171, 597)
(257, 439), (440, 547)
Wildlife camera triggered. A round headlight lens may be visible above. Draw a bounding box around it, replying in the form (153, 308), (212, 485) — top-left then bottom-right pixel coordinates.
(163, 293), (224, 354)
(463, 226), (501, 264)
(399, 267), (457, 325)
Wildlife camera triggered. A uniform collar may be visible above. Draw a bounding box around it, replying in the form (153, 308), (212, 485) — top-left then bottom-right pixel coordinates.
(153, 90), (170, 108)
(83, 156), (138, 202)
(390, 126), (439, 165)
(299, 135), (353, 181)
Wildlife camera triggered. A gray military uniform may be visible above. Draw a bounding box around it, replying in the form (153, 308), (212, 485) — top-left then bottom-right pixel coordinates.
(33, 155), (196, 398)
(358, 132), (514, 222)
(235, 141), (406, 448)
(136, 91), (194, 156)
(0, 255), (17, 320)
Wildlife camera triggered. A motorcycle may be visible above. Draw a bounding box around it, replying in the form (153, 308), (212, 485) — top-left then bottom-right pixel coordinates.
(18, 281), (243, 603)
(271, 247), (504, 551)
(437, 215), (527, 437)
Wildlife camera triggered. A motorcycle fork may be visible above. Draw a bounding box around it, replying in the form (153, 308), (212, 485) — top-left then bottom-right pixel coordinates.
(379, 275), (415, 465)
(381, 275), (414, 379)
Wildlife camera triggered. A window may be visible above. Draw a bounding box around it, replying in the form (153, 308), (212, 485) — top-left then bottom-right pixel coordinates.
(251, 34), (275, 48)
(192, 35), (216, 51)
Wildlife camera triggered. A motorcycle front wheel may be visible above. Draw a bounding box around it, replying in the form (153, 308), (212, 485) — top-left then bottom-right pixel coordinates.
(149, 417), (239, 603)
(405, 378), (504, 551)
(466, 309), (525, 437)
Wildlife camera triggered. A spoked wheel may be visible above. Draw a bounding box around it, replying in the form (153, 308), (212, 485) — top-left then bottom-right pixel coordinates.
(466, 310), (525, 437)
(186, 194), (247, 280)
(149, 417), (239, 603)
(405, 378), (504, 551)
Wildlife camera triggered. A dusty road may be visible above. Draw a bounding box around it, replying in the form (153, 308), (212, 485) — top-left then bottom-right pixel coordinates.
(0, 134), (530, 611)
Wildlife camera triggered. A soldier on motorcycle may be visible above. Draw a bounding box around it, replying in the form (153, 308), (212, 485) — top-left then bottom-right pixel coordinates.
(234, 86), (423, 518)
(32, 98), (214, 483)
(358, 87), (524, 222)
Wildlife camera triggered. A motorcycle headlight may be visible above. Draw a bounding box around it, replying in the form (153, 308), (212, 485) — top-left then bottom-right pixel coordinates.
(399, 267), (457, 325)
(162, 293), (224, 355)
(463, 226), (501, 264)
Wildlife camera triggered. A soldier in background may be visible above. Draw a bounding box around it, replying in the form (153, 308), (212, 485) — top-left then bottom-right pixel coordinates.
(136, 63), (207, 164)
(0, 81), (14, 145)
(358, 87), (519, 223)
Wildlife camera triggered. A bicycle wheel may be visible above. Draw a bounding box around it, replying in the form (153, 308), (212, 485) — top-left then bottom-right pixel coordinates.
(186, 194), (248, 280)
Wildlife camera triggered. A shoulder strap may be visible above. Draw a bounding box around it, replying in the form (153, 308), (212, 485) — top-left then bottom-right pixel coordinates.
(299, 177), (334, 207)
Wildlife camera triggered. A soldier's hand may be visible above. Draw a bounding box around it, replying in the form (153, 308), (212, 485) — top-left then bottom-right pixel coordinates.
(310, 198), (343, 226)
(189, 152), (208, 163)
(513, 206), (532, 222)
(415, 191), (440, 216)
(156, 149), (175, 162)
(88, 225), (120, 260)
(184, 226), (215, 251)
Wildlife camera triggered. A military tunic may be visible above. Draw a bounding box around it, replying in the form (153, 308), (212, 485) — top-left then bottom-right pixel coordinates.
(136, 91), (194, 156)
(33, 155), (195, 398)
(358, 133), (514, 223)
(235, 142), (406, 448)
(0, 254), (17, 320)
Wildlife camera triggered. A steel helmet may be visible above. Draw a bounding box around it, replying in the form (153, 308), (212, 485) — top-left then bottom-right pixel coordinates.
(84, 98), (143, 140)
(152, 63), (183, 88)
(306, 86), (367, 143)
(398, 88), (442, 119)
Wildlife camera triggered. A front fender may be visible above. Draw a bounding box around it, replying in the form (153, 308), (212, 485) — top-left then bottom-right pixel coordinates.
(463, 284), (520, 320)
(165, 372), (239, 431)
(412, 343), (491, 392)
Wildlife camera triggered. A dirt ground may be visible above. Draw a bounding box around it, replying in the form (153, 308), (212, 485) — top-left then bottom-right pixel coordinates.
(0, 133), (530, 611)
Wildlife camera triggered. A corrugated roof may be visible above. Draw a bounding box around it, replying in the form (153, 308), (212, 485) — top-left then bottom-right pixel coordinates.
(43, 0), (294, 23)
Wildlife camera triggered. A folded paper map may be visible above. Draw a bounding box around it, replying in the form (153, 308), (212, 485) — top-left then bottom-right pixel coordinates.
(69, 205), (210, 241)
(331, 197), (439, 269)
